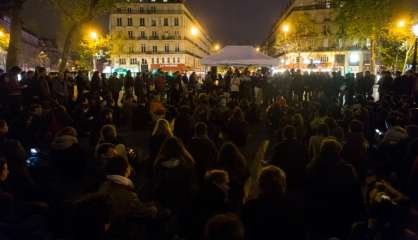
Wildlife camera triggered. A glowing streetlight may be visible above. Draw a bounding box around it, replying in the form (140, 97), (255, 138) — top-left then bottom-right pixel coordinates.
(256, 47), (260, 52)
(214, 44), (220, 51)
(0, 30), (4, 38)
(411, 24), (418, 72)
(282, 24), (290, 33)
(89, 31), (98, 41)
(190, 27), (199, 36)
(397, 20), (406, 28)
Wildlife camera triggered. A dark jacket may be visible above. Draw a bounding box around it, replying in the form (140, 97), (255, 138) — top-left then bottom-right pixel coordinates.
(188, 136), (218, 183)
(305, 161), (365, 239)
(270, 139), (307, 189)
(153, 158), (196, 212)
(226, 119), (249, 147)
(243, 195), (305, 240)
(99, 178), (154, 239)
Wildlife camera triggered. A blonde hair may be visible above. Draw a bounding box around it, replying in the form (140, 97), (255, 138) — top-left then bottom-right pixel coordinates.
(152, 119), (174, 137)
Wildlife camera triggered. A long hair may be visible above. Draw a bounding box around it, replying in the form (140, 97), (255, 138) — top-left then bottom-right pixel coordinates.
(152, 119), (174, 137)
(155, 137), (194, 168)
(312, 138), (343, 168)
(217, 142), (248, 182)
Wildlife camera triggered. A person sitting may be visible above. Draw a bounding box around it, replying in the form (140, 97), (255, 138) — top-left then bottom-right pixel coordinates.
(99, 155), (157, 239)
(204, 213), (245, 240)
(71, 193), (112, 240)
(305, 139), (365, 240)
(243, 166), (304, 240)
(270, 125), (306, 190)
(192, 170), (231, 239)
(217, 142), (249, 212)
(188, 122), (218, 185)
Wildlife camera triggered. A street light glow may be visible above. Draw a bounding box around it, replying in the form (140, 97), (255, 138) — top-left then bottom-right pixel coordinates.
(191, 27), (199, 36)
(256, 47), (260, 52)
(0, 31), (4, 37)
(282, 24), (290, 33)
(412, 24), (418, 37)
(89, 31), (98, 40)
(397, 20), (406, 28)
(214, 44), (220, 51)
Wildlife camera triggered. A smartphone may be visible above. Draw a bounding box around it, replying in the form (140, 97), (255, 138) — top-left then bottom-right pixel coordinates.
(375, 129), (384, 136)
(17, 74), (22, 82)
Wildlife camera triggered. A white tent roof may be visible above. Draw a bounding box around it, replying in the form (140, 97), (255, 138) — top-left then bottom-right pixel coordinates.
(201, 46), (279, 67)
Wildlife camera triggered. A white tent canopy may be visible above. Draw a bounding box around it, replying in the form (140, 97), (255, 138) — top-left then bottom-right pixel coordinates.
(201, 45), (279, 67)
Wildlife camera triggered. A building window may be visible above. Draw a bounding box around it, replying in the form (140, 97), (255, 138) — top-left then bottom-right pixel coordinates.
(320, 55), (329, 63)
(164, 18), (169, 26)
(156, 58), (159, 64)
(140, 31), (146, 39)
(127, 18), (133, 26)
(130, 58), (138, 65)
(173, 57), (176, 63)
(150, 6), (156, 12)
(140, 18), (145, 26)
(119, 58), (126, 65)
(165, 44), (170, 53)
(162, 58), (165, 64)
(151, 19), (157, 27)
(335, 54), (345, 66)
(167, 58), (170, 63)
(127, 7), (132, 13)
(128, 46), (134, 53)
(151, 31), (158, 39)
(152, 46), (157, 53)
(128, 31), (134, 39)
(117, 18), (122, 26)
(152, 58), (155, 64)
(141, 44), (146, 53)
(177, 57), (180, 63)
(175, 44), (180, 52)
(174, 18), (179, 26)
(140, 7), (144, 13)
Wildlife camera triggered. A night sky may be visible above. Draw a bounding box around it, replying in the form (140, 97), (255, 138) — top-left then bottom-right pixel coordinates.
(21, 0), (287, 46)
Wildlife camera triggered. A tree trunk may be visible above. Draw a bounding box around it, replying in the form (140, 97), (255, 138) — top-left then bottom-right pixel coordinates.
(59, 23), (78, 72)
(6, 2), (23, 71)
(370, 36), (377, 74)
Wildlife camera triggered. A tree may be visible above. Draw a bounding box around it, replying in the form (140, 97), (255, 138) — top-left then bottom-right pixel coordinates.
(0, 0), (27, 71)
(75, 34), (111, 70)
(48, 0), (115, 72)
(336, 0), (394, 72)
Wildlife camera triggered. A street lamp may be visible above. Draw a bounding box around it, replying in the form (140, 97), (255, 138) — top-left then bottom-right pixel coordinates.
(89, 31), (99, 41)
(411, 24), (418, 72)
(190, 27), (199, 37)
(282, 24), (290, 33)
(256, 47), (260, 52)
(214, 44), (220, 51)
(0, 30), (4, 38)
(397, 20), (406, 28)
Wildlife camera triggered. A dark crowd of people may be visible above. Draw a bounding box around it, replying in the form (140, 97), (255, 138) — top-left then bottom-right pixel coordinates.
(0, 65), (417, 240)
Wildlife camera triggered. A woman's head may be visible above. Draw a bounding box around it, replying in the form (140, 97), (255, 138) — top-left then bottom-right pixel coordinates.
(100, 125), (117, 143)
(232, 107), (245, 122)
(317, 139), (343, 165)
(218, 143), (247, 177)
(105, 155), (131, 177)
(157, 137), (184, 161)
(258, 166), (287, 197)
(152, 119), (173, 137)
(205, 169), (230, 194)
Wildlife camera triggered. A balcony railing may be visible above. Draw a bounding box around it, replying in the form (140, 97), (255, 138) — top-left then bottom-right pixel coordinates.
(113, 9), (183, 14)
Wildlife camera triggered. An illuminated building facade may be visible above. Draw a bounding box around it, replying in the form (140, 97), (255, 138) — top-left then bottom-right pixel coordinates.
(109, 0), (214, 73)
(0, 16), (60, 71)
(263, 0), (371, 74)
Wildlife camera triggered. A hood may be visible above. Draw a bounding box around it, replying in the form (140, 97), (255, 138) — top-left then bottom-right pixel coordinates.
(51, 135), (78, 150)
